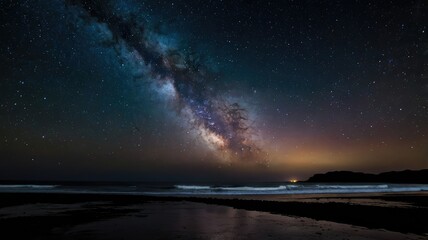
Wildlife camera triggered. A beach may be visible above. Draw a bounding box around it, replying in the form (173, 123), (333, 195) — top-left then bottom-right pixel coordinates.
(0, 192), (426, 239)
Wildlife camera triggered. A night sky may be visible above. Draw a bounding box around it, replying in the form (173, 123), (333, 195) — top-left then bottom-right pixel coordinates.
(1, 0), (427, 182)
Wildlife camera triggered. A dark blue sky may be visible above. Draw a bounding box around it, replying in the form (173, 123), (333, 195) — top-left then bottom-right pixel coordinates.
(0, 0), (427, 181)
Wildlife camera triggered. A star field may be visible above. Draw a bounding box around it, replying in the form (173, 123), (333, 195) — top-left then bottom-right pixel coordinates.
(0, 0), (427, 181)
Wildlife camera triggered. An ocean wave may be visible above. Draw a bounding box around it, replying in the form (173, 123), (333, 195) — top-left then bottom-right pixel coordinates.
(315, 184), (389, 189)
(170, 184), (428, 195)
(175, 185), (211, 190)
(174, 184), (391, 192)
(175, 185), (296, 191)
(0, 184), (58, 189)
(219, 186), (290, 191)
(0, 184), (427, 195)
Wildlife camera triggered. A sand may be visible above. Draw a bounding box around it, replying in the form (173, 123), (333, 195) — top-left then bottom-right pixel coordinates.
(0, 192), (426, 239)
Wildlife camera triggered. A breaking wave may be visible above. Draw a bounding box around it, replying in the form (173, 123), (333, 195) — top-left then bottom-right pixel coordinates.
(0, 183), (427, 195)
(0, 184), (58, 189)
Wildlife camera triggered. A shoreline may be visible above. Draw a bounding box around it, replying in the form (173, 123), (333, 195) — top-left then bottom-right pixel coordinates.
(0, 191), (427, 236)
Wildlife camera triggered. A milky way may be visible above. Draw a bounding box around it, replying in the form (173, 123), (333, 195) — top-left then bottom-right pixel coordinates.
(66, 0), (267, 164)
(2, 0), (426, 181)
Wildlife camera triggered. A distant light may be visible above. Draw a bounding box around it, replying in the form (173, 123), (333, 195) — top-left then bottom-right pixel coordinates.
(289, 179), (298, 183)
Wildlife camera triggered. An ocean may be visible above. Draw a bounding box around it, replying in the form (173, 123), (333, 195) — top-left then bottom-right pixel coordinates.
(0, 182), (427, 195)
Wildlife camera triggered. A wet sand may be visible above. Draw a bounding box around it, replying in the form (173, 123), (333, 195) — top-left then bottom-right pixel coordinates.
(0, 192), (427, 239)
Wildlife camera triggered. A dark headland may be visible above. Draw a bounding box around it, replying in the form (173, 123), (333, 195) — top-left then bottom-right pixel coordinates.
(306, 169), (428, 183)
